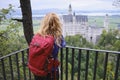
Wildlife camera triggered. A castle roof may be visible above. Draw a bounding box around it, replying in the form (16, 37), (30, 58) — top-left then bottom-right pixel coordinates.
(63, 15), (73, 23)
(62, 14), (88, 23)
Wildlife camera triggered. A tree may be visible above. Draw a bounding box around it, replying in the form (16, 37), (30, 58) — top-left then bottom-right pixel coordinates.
(20, 0), (34, 45)
(97, 30), (120, 50)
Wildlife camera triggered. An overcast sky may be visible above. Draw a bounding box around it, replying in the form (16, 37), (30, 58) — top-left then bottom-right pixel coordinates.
(0, 0), (119, 11)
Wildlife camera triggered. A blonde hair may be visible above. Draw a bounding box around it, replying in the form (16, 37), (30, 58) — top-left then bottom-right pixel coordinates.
(37, 13), (62, 46)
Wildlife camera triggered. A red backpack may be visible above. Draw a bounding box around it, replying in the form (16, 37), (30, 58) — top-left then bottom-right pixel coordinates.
(28, 34), (56, 76)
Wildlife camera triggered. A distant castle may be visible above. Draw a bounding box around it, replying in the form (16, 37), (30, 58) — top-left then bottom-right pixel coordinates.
(61, 4), (109, 44)
(61, 4), (88, 36)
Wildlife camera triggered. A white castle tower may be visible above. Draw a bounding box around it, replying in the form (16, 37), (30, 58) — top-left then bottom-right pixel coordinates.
(68, 4), (72, 15)
(73, 12), (76, 24)
(104, 14), (109, 32)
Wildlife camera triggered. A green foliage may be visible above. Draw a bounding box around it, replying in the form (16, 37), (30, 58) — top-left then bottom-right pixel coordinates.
(97, 29), (120, 51)
(0, 6), (27, 57)
(0, 6), (29, 79)
(65, 34), (93, 48)
(0, 4), (13, 22)
(63, 30), (120, 79)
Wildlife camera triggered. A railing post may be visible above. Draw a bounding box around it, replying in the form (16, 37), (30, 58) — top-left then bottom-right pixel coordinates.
(103, 52), (108, 80)
(114, 54), (120, 80)
(65, 48), (68, 80)
(85, 50), (89, 80)
(9, 56), (14, 80)
(27, 49), (32, 80)
(93, 51), (98, 80)
(16, 54), (20, 80)
(71, 48), (75, 80)
(1, 59), (6, 80)
(78, 49), (81, 80)
(60, 48), (63, 80)
(22, 51), (26, 80)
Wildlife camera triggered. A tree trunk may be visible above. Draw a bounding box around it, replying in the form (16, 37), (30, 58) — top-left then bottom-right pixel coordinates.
(20, 0), (34, 45)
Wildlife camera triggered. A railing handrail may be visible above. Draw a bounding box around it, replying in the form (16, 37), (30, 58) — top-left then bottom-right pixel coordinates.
(66, 46), (120, 54)
(0, 48), (29, 60)
(1, 46), (120, 60)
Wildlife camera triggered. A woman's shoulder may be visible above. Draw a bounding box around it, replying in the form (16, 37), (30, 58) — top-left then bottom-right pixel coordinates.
(61, 36), (66, 47)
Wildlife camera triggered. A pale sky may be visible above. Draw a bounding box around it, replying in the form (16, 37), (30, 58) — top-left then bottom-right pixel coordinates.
(0, 0), (119, 11)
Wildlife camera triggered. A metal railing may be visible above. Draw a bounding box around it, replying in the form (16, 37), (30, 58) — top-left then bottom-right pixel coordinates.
(60, 46), (120, 80)
(0, 46), (120, 80)
(0, 48), (32, 80)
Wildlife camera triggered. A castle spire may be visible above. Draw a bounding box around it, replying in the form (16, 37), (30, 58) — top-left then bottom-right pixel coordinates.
(68, 4), (72, 15)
